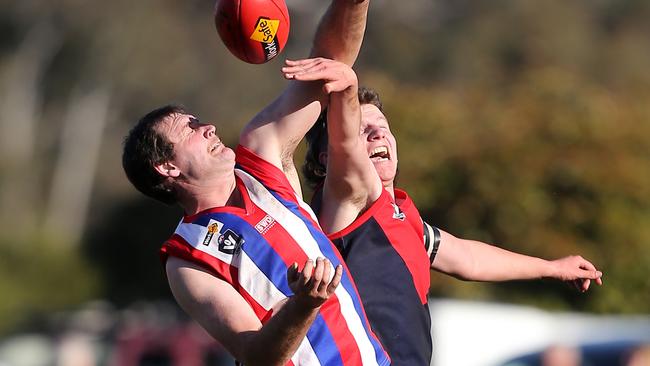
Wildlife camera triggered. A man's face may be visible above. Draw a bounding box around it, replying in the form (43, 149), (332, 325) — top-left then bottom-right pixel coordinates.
(157, 112), (235, 183)
(360, 104), (398, 185)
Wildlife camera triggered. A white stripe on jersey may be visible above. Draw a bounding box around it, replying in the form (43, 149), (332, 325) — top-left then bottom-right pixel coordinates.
(238, 250), (287, 311)
(298, 197), (321, 225)
(424, 222), (435, 258)
(292, 336), (322, 366)
(236, 169), (382, 366)
(174, 220), (286, 311)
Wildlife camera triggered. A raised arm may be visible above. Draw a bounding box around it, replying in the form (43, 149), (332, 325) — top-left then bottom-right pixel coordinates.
(166, 256), (342, 366)
(283, 57), (382, 232)
(430, 227), (604, 292)
(239, 0), (370, 196)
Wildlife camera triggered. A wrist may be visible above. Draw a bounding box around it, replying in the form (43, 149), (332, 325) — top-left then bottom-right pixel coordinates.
(288, 293), (324, 313)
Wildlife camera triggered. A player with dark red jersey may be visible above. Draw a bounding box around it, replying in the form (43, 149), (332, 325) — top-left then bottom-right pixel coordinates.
(284, 58), (604, 365)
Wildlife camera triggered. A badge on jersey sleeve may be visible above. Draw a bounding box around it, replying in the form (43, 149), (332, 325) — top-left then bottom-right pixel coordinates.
(202, 220), (224, 246)
(200, 219), (244, 256)
(218, 229), (245, 255)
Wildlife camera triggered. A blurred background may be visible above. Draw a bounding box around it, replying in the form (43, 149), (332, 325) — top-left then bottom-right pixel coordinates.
(0, 0), (648, 365)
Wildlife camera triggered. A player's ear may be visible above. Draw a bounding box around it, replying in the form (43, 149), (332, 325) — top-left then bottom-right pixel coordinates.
(154, 161), (181, 178)
(318, 151), (328, 166)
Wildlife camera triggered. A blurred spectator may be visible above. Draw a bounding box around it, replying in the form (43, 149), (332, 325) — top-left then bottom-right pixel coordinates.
(624, 344), (650, 366)
(541, 344), (582, 366)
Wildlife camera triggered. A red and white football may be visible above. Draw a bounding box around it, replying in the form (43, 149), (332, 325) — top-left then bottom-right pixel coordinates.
(214, 0), (290, 64)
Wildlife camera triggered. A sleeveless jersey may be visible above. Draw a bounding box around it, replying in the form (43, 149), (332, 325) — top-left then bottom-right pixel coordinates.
(327, 189), (433, 366)
(160, 145), (390, 366)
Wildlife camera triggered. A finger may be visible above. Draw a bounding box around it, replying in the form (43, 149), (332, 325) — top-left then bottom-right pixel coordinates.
(577, 269), (602, 280)
(290, 70), (330, 82)
(301, 259), (314, 285)
(282, 59), (323, 74)
(596, 277), (603, 286)
(323, 79), (351, 94)
(282, 63), (319, 74)
(327, 265), (343, 294)
(284, 58), (321, 66)
(318, 259), (332, 293)
(578, 258), (598, 272)
(287, 262), (298, 282)
(569, 279), (581, 292)
(312, 257), (325, 288)
(582, 278), (591, 292)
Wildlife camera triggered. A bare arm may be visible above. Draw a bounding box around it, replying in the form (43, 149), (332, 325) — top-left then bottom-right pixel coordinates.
(239, 0), (370, 195)
(166, 256), (342, 366)
(283, 57), (382, 232)
(431, 228), (603, 292)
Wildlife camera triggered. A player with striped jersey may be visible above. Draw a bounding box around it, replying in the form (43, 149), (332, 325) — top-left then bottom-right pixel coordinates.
(159, 144), (388, 365)
(121, 0), (390, 364)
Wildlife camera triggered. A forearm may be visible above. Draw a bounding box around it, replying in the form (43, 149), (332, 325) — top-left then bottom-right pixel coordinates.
(328, 85), (361, 151)
(432, 231), (554, 282)
(240, 297), (319, 366)
(240, 0), (369, 168)
(460, 240), (554, 281)
(311, 0), (369, 64)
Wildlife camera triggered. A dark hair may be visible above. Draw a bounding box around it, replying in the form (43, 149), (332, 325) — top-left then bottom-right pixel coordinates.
(303, 86), (384, 188)
(122, 104), (187, 205)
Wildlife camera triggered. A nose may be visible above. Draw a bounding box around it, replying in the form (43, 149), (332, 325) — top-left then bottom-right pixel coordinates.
(368, 127), (386, 141)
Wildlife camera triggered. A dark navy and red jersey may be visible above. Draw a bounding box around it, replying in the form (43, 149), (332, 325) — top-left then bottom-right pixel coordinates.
(161, 145), (390, 366)
(326, 188), (439, 366)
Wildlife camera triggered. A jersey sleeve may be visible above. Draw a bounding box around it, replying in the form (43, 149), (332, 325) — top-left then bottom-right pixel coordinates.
(423, 220), (441, 265)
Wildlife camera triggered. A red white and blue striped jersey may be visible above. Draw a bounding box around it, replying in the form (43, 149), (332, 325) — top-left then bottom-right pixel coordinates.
(160, 145), (390, 366)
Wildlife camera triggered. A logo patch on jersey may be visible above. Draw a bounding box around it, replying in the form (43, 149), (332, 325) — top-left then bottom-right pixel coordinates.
(202, 220), (224, 246)
(392, 203), (406, 221)
(218, 229), (244, 255)
(255, 215), (276, 234)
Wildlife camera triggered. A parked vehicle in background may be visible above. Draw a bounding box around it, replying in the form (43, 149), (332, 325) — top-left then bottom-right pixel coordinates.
(429, 299), (650, 366)
(498, 340), (650, 366)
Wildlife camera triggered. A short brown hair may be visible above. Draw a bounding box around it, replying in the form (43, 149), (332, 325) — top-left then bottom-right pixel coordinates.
(122, 105), (186, 204)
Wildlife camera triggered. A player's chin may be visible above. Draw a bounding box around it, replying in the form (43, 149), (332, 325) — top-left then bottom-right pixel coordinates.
(374, 163), (397, 180)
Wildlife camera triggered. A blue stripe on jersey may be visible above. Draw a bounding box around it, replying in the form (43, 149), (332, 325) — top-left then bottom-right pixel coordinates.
(199, 212), (342, 366)
(268, 191), (388, 361)
(306, 314), (344, 366)
(193, 212), (292, 296)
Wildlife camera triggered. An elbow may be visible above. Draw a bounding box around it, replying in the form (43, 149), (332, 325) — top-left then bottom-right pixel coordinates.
(443, 258), (483, 282)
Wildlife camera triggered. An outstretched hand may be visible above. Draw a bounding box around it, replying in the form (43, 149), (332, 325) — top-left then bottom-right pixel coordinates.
(282, 58), (358, 95)
(287, 257), (343, 308)
(550, 255), (603, 292)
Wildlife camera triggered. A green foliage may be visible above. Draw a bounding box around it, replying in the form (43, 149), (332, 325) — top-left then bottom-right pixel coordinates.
(0, 0), (648, 327)
(0, 240), (99, 336)
(364, 63), (650, 313)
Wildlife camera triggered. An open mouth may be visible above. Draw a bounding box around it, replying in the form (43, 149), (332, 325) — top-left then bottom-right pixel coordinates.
(209, 141), (222, 153)
(369, 146), (390, 162)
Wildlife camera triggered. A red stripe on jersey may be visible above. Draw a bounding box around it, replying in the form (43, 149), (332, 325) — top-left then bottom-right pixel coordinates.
(384, 189), (430, 303)
(329, 189), (430, 304)
(249, 205), (365, 363)
(235, 145), (299, 204)
(319, 295), (364, 365)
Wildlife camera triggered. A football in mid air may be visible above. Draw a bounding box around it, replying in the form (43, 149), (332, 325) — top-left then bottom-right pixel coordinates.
(214, 0), (290, 64)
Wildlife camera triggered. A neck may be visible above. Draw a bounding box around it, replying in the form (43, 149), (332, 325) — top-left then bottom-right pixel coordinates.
(178, 173), (242, 215)
(383, 180), (395, 199)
